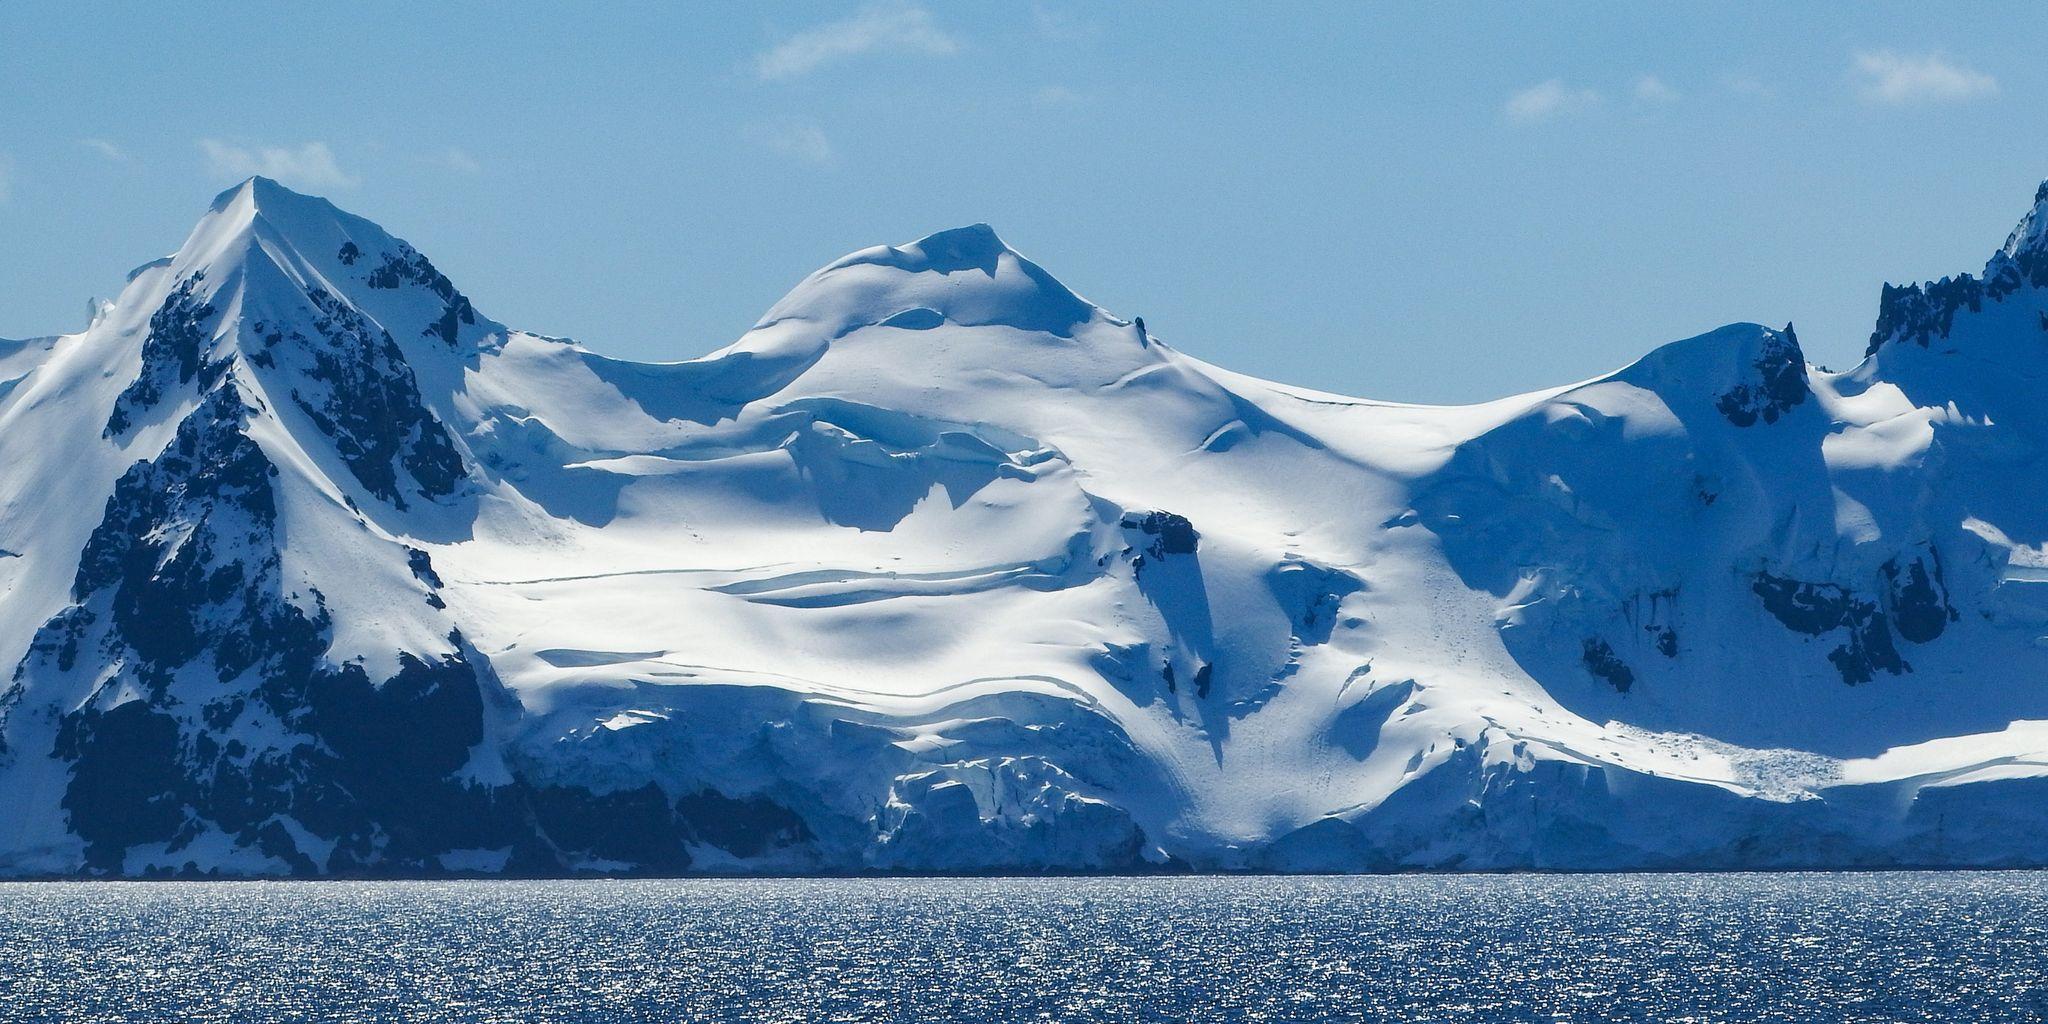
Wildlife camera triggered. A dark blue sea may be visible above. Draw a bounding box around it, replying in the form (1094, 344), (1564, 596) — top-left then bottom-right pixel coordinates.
(4, 873), (2045, 1022)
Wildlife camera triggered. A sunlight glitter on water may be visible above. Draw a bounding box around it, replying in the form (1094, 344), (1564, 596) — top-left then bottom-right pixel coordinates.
(4, 873), (2046, 1022)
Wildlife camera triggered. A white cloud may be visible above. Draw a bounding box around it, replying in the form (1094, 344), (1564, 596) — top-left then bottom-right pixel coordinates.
(1633, 75), (1679, 104)
(80, 138), (130, 162)
(1721, 73), (1773, 99)
(749, 120), (836, 166)
(1504, 79), (1602, 123)
(200, 139), (360, 189)
(1033, 85), (1084, 107)
(755, 2), (961, 81)
(1852, 50), (1997, 105)
(1030, 2), (1096, 42)
(426, 146), (482, 174)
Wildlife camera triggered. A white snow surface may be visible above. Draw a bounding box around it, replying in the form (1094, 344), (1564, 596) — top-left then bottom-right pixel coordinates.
(7, 178), (2048, 875)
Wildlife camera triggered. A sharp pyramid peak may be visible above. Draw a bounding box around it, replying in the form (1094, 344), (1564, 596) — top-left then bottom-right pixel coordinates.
(160, 179), (491, 354)
(207, 175), (332, 213)
(191, 177), (385, 259)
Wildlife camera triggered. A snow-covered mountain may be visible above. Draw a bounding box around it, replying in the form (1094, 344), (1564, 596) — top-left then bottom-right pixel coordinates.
(6, 177), (2048, 876)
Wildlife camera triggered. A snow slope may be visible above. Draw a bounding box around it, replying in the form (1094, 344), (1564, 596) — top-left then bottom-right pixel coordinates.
(6, 177), (2048, 876)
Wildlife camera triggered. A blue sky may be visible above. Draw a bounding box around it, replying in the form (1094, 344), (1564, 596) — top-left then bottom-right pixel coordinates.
(4, 3), (2047, 402)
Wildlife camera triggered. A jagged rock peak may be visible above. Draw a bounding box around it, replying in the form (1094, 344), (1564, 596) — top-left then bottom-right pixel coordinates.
(1999, 179), (2048, 261)
(1867, 177), (2048, 357)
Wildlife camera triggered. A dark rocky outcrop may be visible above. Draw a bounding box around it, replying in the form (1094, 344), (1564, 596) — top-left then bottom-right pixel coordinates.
(105, 275), (221, 438)
(1121, 510), (1198, 574)
(1750, 572), (1908, 685)
(1714, 325), (1809, 427)
(285, 289), (465, 508)
(1581, 637), (1634, 693)
(362, 243), (477, 347)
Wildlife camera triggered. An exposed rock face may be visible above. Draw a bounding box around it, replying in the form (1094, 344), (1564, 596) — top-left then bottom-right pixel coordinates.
(1750, 571), (1908, 685)
(105, 275), (221, 438)
(1714, 324), (1809, 427)
(279, 288), (466, 508)
(1866, 181), (2048, 357)
(1869, 275), (1988, 355)
(20, 383), (505, 873)
(361, 241), (477, 348)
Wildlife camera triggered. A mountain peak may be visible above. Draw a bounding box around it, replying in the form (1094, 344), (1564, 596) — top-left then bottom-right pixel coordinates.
(1866, 177), (2048, 357)
(1999, 178), (2048, 261)
(209, 174), (315, 209)
(901, 223), (1011, 271)
(818, 222), (1027, 281)
(200, 176), (358, 242)
(739, 224), (1101, 346)
(178, 178), (356, 280)
(1604, 322), (1811, 428)
(167, 179), (493, 353)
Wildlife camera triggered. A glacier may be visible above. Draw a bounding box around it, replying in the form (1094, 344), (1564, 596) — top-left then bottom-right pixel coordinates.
(4, 176), (2048, 876)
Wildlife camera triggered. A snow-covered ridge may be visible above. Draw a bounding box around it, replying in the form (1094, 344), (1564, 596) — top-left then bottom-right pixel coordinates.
(6, 176), (2048, 877)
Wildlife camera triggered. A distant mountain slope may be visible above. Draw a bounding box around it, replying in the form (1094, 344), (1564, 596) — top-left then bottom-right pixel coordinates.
(5, 177), (2048, 876)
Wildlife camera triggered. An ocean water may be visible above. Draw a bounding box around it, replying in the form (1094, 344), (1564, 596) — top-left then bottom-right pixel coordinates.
(3, 872), (2045, 1022)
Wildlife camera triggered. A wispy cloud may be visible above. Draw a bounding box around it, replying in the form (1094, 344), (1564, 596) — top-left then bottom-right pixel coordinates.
(755, 2), (961, 81)
(425, 146), (482, 174)
(1504, 79), (1601, 124)
(1633, 75), (1679, 105)
(80, 138), (130, 163)
(1030, 2), (1096, 42)
(1721, 73), (1773, 99)
(1851, 51), (1997, 105)
(1033, 85), (1085, 107)
(200, 139), (360, 189)
(749, 119), (836, 166)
